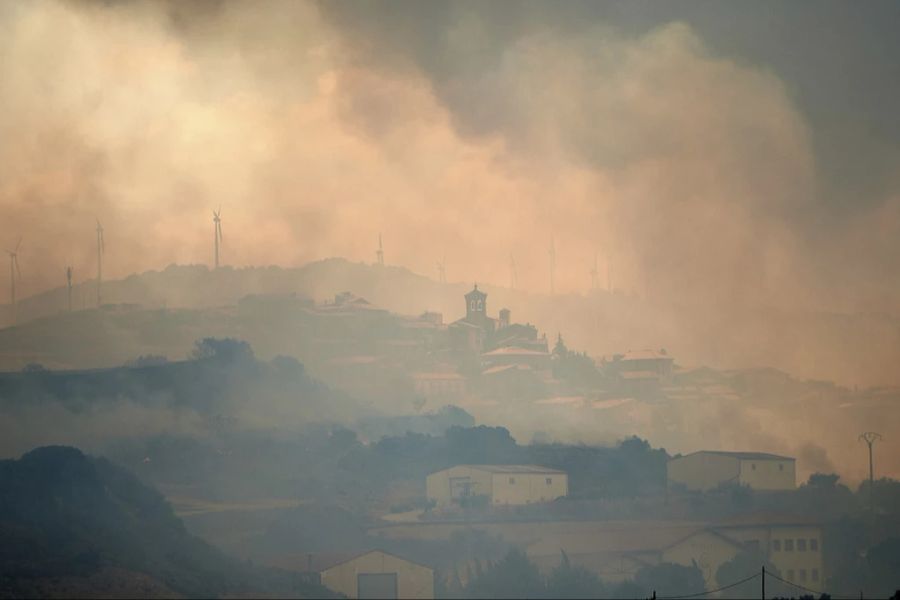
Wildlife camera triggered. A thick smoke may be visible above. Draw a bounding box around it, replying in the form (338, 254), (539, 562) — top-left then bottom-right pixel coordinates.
(0, 0), (897, 311)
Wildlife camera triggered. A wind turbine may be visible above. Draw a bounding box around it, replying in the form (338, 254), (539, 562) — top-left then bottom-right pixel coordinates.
(96, 219), (105, 307)
(6, 238), (21, 325)
(548, 236), (556, 295)
(213, 208), (223, 269)
(66, 266), (73, 312)
(376, 234), (384, 266)
(437, 256), (446, 284)
(509, 253), (518, 290)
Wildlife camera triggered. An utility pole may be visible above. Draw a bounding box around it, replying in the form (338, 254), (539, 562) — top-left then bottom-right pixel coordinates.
(761, 565), (765, 600)
(859, 432), (882, 513)
(66, 266), (73, 312)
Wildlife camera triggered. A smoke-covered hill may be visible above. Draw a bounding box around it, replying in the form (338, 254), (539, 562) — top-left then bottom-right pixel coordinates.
(2, 258), (898, 387)
(0, 445), (332, 599)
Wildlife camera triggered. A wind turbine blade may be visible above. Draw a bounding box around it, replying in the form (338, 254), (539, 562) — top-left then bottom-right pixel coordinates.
(14, 237), (21, 252)
(14, 256), (21, 279)
(218, 222), (223, 241)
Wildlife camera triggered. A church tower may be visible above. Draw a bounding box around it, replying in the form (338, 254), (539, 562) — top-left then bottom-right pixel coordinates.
(464, 284), (487, 324)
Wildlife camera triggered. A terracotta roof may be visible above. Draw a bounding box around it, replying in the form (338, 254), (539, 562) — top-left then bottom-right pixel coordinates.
(482, 364), (533, 376)
(412, 372), (465, 381)
(622, 349), (674, 361)
(482, 346), (549, 357)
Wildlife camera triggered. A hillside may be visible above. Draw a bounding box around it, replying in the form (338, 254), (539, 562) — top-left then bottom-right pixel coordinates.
(1, 258), (899, 386)
(0, 446), (332, 599)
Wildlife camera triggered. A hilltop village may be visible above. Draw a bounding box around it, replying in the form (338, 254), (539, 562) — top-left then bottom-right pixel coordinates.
(0, 265), (898, 599)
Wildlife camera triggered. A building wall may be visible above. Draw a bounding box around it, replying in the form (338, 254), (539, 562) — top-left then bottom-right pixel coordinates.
(662, 530), (742, 588)
(490, 472), (568, 505)
(426, 466), (494, 509)
(737, 459), (796, 490)
(721, 525), (824, 587)
(668, 454), (741, 491)
(321, 551), (434, 600)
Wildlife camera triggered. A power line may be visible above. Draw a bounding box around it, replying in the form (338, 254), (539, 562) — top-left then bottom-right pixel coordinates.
(766, 569), (858, 600)
(657, 571), (760, 599)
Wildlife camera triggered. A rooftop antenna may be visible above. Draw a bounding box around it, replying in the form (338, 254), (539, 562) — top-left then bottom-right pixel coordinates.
(213, 207), (223, 269)
(548, 236), (556, 295)
(6, 238), (21, 325)
(509, 253), (517, 290)
(66, 266), (73, 312)
(96, 220), (105, 307)
(859, 432), (883, 514)
(590, 252), (599, 291)
(376, 233), (384, 266)
(437, 256), (446, 284)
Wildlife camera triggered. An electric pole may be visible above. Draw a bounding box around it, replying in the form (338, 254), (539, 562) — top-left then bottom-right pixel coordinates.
(859, 432), (882, 514)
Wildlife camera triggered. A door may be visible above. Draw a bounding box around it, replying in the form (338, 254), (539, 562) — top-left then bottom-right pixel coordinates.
(358, 572), (398, 599)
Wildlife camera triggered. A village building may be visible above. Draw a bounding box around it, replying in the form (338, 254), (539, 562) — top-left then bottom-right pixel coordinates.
(604, 349), (674, 395)
(411, 371), (466, 400)
(305, 550), (434, 599)
(668, 451), (796, 491)
(426, 465), (568, 509)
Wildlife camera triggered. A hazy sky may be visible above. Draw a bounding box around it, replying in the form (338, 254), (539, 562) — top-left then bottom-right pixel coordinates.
(2, 0), (899, 315)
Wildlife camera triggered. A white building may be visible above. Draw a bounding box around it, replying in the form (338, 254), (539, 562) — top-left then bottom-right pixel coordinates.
(426, 465), (568, 509)
(668, 451), (796, 491)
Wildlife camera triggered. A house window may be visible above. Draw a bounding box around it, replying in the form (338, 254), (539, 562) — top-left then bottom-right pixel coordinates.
(785, 539), (794, 551)
(751, 463), (757, 470)
(799, 569), (807, 582)
(810, 539), (819, 551)
(812, 569), (819, 581)
(546, 478), (552, 485)
(745, 540), (760, 552)
(509, 477), (516, 484)
(779, 463), (784, 471)
(787, 570), (795, 581)
(771, 539), (781, 552)
(797, 539), (807, 551)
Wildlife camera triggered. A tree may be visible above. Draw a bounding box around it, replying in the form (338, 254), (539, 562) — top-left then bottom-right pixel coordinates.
(545, 551), (606, 599)
(866, 537), (900, 598)
(633, 562), (706, 598)
(716, 549), (787, 599)
(191, 337), (255, 364)
(465, 548), (544, 599)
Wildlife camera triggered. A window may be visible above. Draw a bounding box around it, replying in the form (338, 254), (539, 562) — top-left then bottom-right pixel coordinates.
(745, 540), (760, 552)
(799, 569), (807, 582)
(509, 477), (516, 484)
(546, 478), (552, 485)
(812, 569), (819, 582)
(797, 539), (807, 551)
(779, 463), (784, 471)
(810, 538), (819, 551)
(787, 570), (795, 581)
(751, 463), (757, 470)
(785, 539), (794, 551)
(772, 539), (781, 552)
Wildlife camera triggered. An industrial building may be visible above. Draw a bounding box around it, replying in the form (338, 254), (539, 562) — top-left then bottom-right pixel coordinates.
(426, 464), (568, 509)
(314, 550), (434, 599)
(668, 451), (796, 491)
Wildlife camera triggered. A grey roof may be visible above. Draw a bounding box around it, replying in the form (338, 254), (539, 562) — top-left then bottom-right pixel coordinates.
(677, 450), (795, 461)
(439, 464), (566, 475)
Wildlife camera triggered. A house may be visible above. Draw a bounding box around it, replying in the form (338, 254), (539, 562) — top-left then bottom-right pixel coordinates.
(426, 465), (568, 509)
(713, 512), (824, 590)
(411, 371), (466, 400)
(481, 346), (552, 371)
(525, 514), (822, 590)
(306, 550), (434, 599)
(668, 451), (796, 491)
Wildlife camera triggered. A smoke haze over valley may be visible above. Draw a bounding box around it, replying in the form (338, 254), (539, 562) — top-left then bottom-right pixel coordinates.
(1, 2), (900, 599)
